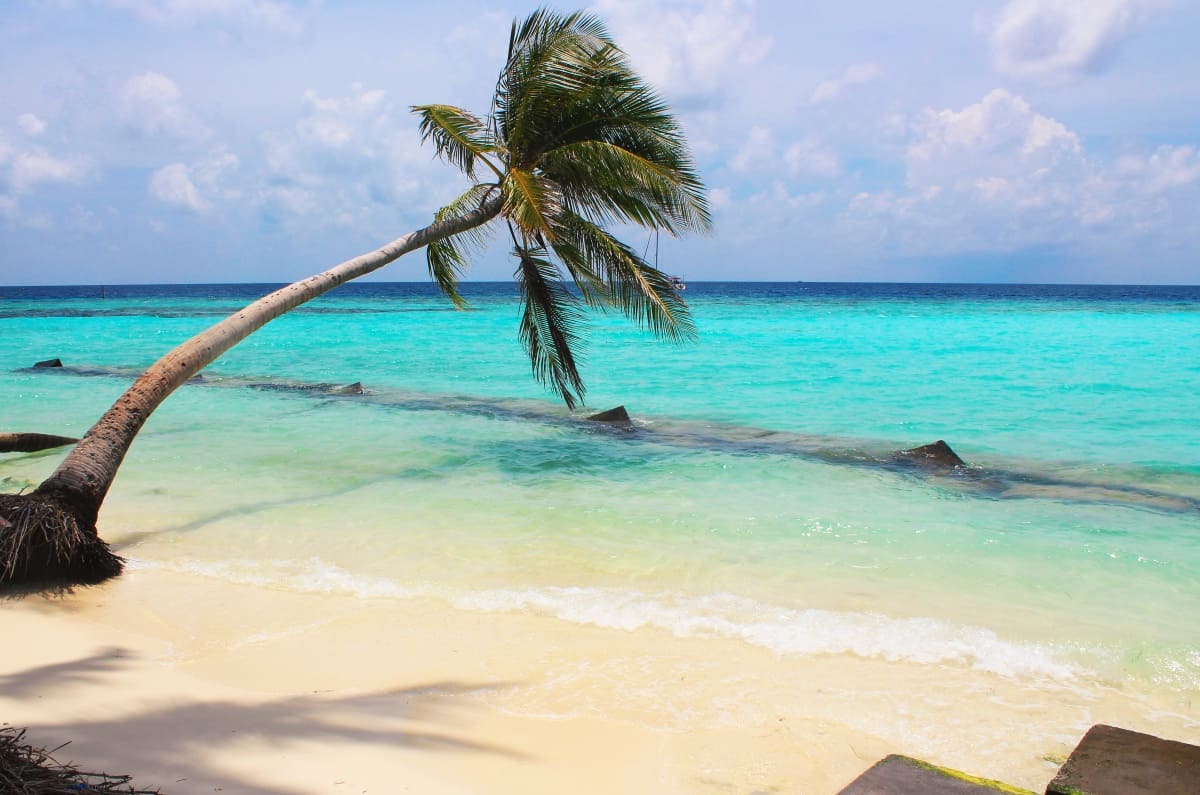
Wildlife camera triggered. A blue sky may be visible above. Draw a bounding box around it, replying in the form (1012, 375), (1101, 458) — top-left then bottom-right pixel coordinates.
(1, 0), (1198, 285)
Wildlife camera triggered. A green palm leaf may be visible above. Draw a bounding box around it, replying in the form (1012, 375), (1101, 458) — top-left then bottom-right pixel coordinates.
(426, 184), (500, 307)
(552, 214), (696, 342)
(502, 167), (562, 240)
(409, 8), (710, 408)
(515, 247), (587, 409)
(495, 11), (613, 156)
(541, 140), (710, 233)
(413, 104), (499, 180)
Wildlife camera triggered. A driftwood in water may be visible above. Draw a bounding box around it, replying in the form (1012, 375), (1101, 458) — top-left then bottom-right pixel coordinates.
(0, 433), (79, 454)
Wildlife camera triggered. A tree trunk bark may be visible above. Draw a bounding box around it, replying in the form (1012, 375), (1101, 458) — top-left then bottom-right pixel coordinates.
(0, 433), (80, 454)
(34, 195), (502, 524)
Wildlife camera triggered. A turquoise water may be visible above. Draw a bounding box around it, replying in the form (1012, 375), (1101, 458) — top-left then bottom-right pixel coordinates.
(2, 282), (1198, 706)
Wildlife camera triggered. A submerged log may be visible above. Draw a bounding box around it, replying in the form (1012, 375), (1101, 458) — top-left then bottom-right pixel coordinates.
(587, 405), (631, 423)
(0, 433), (80, 454)
(893, 439), (966, 470)
(32, 358), (63, 368)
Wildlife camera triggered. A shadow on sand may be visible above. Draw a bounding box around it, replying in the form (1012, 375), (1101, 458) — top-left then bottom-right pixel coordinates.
(2, 647), (523, 794)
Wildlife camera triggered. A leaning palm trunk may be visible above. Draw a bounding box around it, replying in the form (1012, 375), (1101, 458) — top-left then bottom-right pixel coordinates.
(0, 197), (500, 587)
(1, 9), (710, 590)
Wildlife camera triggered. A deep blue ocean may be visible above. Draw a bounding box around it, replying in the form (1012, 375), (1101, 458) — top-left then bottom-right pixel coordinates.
(6, 279), (1198, 303)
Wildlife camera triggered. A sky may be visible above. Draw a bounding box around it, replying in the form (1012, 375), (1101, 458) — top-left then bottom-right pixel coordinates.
(1, 0), (1199, 285)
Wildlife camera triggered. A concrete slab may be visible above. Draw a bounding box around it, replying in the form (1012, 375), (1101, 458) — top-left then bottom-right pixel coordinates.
(837, 755), (1035, 794)
(1046, 724), (1200, 795)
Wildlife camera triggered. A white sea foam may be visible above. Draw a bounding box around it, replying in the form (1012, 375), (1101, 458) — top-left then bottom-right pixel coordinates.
(453, 586), (1080, 681)
(134, 556), (433, 600)
(141, 556), (1079, 682)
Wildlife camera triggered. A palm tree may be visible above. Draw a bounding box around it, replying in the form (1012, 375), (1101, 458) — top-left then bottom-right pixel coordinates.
(0, 9), (710, 589)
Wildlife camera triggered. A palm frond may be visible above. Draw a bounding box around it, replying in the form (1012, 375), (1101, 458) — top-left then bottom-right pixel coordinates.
(539, 236), (607, 310)
(409, 8), (712, 409)
(502, 167), (562, 240)
(541, 140), (710, 233)
(507, 8), (610, 58)
(492, 9), (709, 234)
(426, 184), (499, 307)
(412, 104), (498, 180)
(514, 246), (587, 409)
(551, 214), (695, 342)
(522, 45), (671, 150)
(495, 10), (613, 156)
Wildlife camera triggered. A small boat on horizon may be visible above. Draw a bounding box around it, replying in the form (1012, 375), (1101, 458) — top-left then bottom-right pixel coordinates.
(670, 275), (687, 291)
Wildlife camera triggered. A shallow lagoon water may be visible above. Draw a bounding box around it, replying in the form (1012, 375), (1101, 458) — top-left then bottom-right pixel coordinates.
(2, 281), (1198, 749)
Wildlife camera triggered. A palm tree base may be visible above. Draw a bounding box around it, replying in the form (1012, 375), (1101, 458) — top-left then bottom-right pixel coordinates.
(0, 490), (123, 591)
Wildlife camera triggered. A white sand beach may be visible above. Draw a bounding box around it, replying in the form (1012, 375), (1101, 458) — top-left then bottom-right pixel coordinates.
(5, 564), (1197, 794)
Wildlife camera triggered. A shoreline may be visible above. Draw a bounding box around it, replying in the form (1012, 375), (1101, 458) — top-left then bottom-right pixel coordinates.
(4, 567), (1197, 794)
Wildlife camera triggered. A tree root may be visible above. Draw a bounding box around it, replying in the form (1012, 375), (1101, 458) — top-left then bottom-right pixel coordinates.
(0, 492), (123, 591)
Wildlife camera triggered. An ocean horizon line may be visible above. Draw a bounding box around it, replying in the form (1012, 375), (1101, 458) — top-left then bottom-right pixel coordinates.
(3, 279), (1199, 290)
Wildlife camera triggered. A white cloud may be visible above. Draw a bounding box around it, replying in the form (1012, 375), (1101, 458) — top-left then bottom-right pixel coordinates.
(148, 148), (240, 212)
(832, 88), (1200, 261)
(835, 90), (1097, 255)
(193, 148), (239, 190)
(95, 0), (304, 33)
(730, 126), (774, 173)
(120, 72), (210, 142)
(731, 126), (839, 181)
(258, 83), (438, 226)
(810, 62), (883, 104)
(1116, 145), (1200, 193)
(907, 88), (1080, 176)
(1, 127), (91, 204)
(9, 149), (90, 192)
(17, 113), (47, 136)
(990, 0), (1164, 81)
(709, 186), (732, 210)
(762, 182), (825, 210)
(707, 180), (827, 251)
(295, 87), (386, 146)
(594, 0), (773, 94)
(150, 162), (209, 211)
(784, 140), (840, 179)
